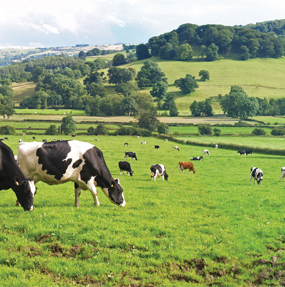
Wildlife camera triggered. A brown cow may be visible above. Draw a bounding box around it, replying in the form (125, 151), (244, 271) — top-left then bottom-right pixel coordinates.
(177, 161), (196, 173)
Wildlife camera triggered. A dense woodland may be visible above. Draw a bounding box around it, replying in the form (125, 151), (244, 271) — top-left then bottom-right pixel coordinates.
(0, 21), (285, 122)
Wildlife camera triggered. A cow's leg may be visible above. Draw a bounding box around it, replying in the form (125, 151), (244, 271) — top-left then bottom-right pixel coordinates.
(250, 175), (252, 184)
(86, 179), (100, 206)
(74, 183), (81, 207)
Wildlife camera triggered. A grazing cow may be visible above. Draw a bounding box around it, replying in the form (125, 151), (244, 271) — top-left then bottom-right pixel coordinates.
(215, 144), (218, 149)
(174, 146), (180, 151)
(177, 162), (196, 173)
(94, 138), (97, 141)
(124, 151), (137, 160)
(238, 150), (253, 157)
(42, 139), (47, 143)
(279, 167), (285, 182)
(0, 141), (36, 211)
(154, 145), (160, 149)
(191, 156), (203, 161)
(4, 137), (8, 140)
(32, 137), (36, 140)
(118, 161), (134, 176)
(150, 164), (168, 181)
(17, 140), (126, 207)
(204, 149), (210, 156)
(164, 139), (168, 142)
(141, 141), (146, 144)
(250, 167), (263, 185)
(124, 143), (128, 147)
(72, 134), (76, 137)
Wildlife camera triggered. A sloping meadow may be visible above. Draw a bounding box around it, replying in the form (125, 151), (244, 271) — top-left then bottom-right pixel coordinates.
(0, 135), (285, 286)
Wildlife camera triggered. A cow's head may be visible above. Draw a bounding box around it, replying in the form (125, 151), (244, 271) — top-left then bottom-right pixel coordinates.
(105, 179), (126, 207)
(256, 172), (263, 185)
(14, 177), (36, 211)
(130, 170), (134, 176)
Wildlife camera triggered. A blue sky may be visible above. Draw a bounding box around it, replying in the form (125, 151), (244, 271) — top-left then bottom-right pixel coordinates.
(1, 0), (284, 48)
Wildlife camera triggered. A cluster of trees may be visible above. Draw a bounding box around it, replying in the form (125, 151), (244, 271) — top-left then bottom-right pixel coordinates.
(243, 20), (285, 38)
(219, 85), (285, 120)
(148, 23), (284, 61)
(79, 47), (120, 58)
(190, 99), (213, 116)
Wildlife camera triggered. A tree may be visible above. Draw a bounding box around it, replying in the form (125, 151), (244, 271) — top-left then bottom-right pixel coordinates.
(176, 43), (193, 61)
(120, 97), (137, 116)
(206, 43), (219, 61)
(78, 51), (86, 60)
(135, 60), (166, 88)
(203, 99), (213, 116)
(198, 124), (212, 135)
(252, 128), (266, 136)
(150, 81), (168, 100)
(190, 100), (201, 116)
(95, 123), (108, 135)
(0, 125), (15, 135)
(138, 110), (159, 131)
(169, 100), (179, 116)
(115, 82), (138, 97)
(174, 74), (198, 94)
(219, 86), (259, 119)
(240, 45), (250, 60)
(199, 70), (210, 81)
(86, 82), (107, 98)
(112, 53), (126, 66)
(45, 124), (58, 135)
(136, 44), (151, 60)
(108, 67), (133, 85)
(157, 122), (169, 134)
(60, 115), (77, 135)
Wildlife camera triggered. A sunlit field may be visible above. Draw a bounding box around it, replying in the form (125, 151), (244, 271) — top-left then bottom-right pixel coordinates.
(0, 135), (285, 286)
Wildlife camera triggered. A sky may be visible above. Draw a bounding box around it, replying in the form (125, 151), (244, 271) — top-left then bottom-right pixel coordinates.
(1, 0), (285, 48)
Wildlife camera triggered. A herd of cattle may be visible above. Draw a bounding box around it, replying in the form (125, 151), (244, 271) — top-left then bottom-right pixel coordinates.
(0, 137), (283, 211)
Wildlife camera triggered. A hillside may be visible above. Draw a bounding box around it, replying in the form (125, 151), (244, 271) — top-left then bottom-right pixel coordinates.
(12, 54), (285, 115)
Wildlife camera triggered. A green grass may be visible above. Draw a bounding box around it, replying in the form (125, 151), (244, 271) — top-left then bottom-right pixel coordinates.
(0, 135), (285, 286)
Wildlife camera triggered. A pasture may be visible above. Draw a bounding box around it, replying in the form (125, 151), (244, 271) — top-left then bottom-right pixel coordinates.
(0, 135), (285, 286)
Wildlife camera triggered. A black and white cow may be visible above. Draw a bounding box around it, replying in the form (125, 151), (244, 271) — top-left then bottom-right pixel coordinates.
(141, 141), (146, 144)
(250, 167), (263, 185)
(191, 156), (203, 161)
(279, 167), (285, 182)
(0, 141), (36, 211)
(215, 144), (218, 149)
(17, 140), (126, 207)
(118, 161), (134, 176)
(124, 151), (137, 160)
(204, 149), (210, 156)
(124, 143), (128, 147)
(150, 164), (168, 181)
(164, 139), (168, 142)
(154, 145), (160, 149)
(238, 150), (253, 157)
(174, 146), (180, 151)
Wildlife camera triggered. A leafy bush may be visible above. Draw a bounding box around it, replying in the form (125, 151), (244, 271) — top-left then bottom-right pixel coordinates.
(271, 128), (285, 136)
(213, 128), (221, 136)
(45, 125), (58, 135)
(87, 126), (96, 135)
(0, 125), (15, 135)
(252, 128), (266, 136)
(88, 124), (108, 135)
(198, 124), (212, 135)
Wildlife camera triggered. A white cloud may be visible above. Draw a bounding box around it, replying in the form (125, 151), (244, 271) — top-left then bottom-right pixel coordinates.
(1, 0), (285, 47)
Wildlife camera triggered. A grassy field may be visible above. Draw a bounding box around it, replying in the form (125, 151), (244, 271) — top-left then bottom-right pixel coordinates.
(0, 135), (285, 286)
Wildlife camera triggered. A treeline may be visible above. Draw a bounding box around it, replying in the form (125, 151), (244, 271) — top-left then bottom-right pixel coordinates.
(243, 19), (285, 38)
(147, 23), (284, 60)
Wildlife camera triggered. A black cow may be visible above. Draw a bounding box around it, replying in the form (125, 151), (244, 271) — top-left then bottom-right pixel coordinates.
(250, 167), (263, 185)
(191, 156), (203, 161)
(154, 145), (160, 149)
(118, 161), (134, 176)
(0, 141), (36, 211)
(124, 151), (137, 160)
(150, 164), (168, 181)
(17, 140), (126, 207)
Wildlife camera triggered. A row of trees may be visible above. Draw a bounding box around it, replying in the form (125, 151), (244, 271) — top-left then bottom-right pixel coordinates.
(147, 23), (284, 61)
